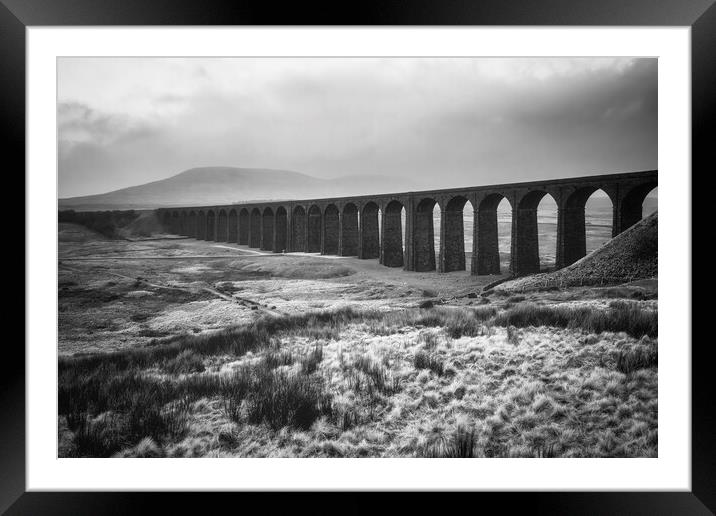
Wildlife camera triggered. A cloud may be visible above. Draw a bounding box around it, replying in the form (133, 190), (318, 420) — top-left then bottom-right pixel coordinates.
(58, 102), (160, 154)
(58, 57), (657, 197)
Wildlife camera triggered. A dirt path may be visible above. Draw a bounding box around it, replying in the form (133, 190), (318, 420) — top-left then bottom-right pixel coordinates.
(115, 271), (285, 316)
(200, 284), (285, 316)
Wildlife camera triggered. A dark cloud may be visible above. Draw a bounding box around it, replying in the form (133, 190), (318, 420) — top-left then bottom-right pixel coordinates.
(58, 102), (169, 196)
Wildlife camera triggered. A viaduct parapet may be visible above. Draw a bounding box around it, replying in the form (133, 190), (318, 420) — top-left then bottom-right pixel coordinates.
(158, 170), (657, 276)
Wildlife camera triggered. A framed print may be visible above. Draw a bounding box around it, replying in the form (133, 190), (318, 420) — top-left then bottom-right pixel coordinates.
(8, 0), (712, 512)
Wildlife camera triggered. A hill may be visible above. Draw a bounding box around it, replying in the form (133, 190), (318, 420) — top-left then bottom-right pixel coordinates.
(58, 167), (418, 210)
(58, 223), (109, 243)
(495, 211), (658, 292)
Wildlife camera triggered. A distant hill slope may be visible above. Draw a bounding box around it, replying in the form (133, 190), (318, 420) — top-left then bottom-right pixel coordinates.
(58, 167), (418, 210)
(496, 211), (658, 292)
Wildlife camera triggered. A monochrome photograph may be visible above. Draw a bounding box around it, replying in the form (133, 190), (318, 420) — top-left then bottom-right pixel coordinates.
(57, 57), (658, 458)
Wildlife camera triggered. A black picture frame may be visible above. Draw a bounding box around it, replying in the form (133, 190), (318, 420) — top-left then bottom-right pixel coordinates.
(7, 0), (711, 513)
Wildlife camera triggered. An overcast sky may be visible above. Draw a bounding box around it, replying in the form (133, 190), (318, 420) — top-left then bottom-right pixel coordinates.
(58, 57), (657, 198)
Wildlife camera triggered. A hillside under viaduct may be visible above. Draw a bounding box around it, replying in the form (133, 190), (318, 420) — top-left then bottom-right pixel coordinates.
(158, 170), (657, 276)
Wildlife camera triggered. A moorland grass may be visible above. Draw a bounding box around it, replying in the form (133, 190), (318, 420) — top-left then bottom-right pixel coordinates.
(616, 338), (658, 374)
(423, 425), (477, 458)
(60, 370), (193, 457)
(494, 302), (657, 338)
(413, 350), (445, 376)
(352, 356), (400, 395)
(244, 366), (332, 430)
(300, 345), (324, 375)
(263, 349), (295, 370)
(59, 302), (658, 457)
(162, 350), (205, 375)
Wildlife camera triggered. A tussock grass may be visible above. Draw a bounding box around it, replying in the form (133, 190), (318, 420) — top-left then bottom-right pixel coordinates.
(494, 302), (657, 338)
(59, 301), (657, 458)
(414, 350), (445, 376)
(616, 338), (658, 374)
(59, 369), (192, 457)
(59, 364), (236, 456)
(601, 288), (655, 301)
(359, 306), (495, 337)
(219, 370), (252, 422)
(263, 349), (295, 369)
(608, 300), (636, 310)
(61, 355), (332, 455)
(218, 358), (333, 430)
(301, 345), (324, 375)
(244, 367), (331, 430)
(58, 308), (376, 455)
(506, 326), (520, 345)
(423, 426), (477, 458)
(72, 414), (126, 457)
(532, 444), (558, 458)
(352, 356), (400, 395)
(417, 331), (441, 350)
(335, 407), (361, 431)
(444, 307), (497, 339)
(162, 350), (205, 375)
(292, 326), (341, 341)
(60, 307), (372, 377)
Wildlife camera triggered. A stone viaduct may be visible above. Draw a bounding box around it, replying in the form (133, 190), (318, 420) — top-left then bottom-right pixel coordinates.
(158, 170), (657, 276)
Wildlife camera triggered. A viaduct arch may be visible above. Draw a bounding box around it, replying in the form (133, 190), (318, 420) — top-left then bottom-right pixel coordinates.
(307, 205), (322, 253)
(323, 204), (340, 256)
(291, 205), (307, 252)
(261, 207), (274, 251)
(228, 209), (238, 243)
(360, 202), (380, 259)
(275, 206), (288, 253)
(341, 203), (359, 256)
(216, 209), (227, 242)
(159, 170), (657, 277)
(206, 210), (216, 241)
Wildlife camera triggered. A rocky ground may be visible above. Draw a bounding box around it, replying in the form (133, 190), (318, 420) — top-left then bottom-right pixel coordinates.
(496, 212), (657, 292)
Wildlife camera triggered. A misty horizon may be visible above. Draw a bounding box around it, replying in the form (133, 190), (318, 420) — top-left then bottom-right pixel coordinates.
(58, 165), (658, 202)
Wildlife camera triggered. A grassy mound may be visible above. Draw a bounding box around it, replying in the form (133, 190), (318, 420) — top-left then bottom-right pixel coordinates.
(499, 211), (657, 292)
(58, 209), (168, 239)
(59, 209), (140, 239)
(116, 211), (166, 238)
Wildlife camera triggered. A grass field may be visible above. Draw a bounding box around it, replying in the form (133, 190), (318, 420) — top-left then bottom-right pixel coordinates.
(59, 301), (657, 458)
